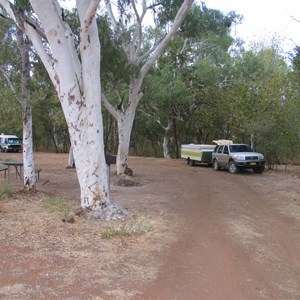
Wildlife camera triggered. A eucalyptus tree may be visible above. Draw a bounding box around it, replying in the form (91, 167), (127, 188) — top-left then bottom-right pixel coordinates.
(101, 0), (194, 174)
(228, 47), (297, 165)
(139, 3), (241, 156)
(16, 27), (36, 190)
(0, 13), (36, 190)
(0, 0), (110, 209)
(141, 61), (190, 158)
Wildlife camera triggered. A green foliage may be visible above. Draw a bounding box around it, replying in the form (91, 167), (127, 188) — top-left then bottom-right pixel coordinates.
(0, 18), (22, 136)
(15, 0), (32, 11)
(1, 1), (299, 164)
(134, 3), (241, 157)
(181, 4), (242, 41)
(230, 47), (296, 159)
(98, 14), (131, 87)
(155, 0), (185, 26)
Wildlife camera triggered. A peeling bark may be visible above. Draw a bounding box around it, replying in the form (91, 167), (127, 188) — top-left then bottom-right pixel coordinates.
(0, 0), (109, 208)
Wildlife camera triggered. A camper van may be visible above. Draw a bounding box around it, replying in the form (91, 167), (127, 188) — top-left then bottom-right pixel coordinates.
(0, 133), (21, 152)
(181, 140), (233, 166)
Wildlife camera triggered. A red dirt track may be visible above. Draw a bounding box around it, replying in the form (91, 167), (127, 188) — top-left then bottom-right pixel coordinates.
(0, 152), (300, 299)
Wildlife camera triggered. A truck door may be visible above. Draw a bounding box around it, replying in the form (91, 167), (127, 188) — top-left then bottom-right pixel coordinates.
(216, 145), (224, 166)
(219, 145), (229, 166)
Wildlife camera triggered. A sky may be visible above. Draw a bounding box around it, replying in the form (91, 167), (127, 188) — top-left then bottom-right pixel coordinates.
(60, 0), (300, 54)
(204, 0), (300, 54)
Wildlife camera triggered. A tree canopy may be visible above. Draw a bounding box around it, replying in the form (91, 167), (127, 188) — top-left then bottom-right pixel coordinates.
(1, 0), (299, 172)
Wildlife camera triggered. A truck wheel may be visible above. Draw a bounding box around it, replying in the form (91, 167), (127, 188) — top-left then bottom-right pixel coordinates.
(228, 161), (238, 174)
(213, 160), (220, 171)
(188, 158), (195, 166)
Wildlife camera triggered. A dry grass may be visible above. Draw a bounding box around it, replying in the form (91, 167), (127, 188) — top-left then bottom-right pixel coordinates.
(0, 190), (172, 299)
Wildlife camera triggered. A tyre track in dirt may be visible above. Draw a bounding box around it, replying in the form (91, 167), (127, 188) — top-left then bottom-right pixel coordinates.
(1, 154), (300, 299)
(137, 163), (300, 300)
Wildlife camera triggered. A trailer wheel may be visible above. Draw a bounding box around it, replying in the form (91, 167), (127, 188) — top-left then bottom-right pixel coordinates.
(187, 158), (195, 166)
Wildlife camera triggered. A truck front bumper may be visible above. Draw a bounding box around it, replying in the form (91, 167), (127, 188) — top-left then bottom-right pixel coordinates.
(234, 160), (265, 169)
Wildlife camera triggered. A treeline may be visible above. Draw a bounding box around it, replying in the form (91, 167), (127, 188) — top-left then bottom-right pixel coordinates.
(0, 3), (299, 166)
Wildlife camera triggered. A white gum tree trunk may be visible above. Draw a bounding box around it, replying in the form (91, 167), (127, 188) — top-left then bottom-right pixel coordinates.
(163, 136), (170, 159)
(116, 108), (136, 174)
(0, 0), (109, 209)
(16, 28), (36, 190)
(68, 146), (75, 168)
(23, 106), (36, 189)
(162, 119), (173, 159)
(103, 0), (193, 175)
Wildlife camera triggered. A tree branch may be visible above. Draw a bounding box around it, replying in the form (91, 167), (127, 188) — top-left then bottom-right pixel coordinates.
(0, 0), (18, 23)
(24, 23), (56, 83)
(81, 0), (101, 33)
(104, 0), (118, 30)
(24, 14), (47, 41)
(131, 0), (142, 59)
(104, 0), (133, 62)
(140, 0), (193, 77)
(291, 15), (300, 23)
(0, 1), (55, 83)
(0, 66), (21, 104)
(102, 92), (118, 120)
(137, 36), (164, 64)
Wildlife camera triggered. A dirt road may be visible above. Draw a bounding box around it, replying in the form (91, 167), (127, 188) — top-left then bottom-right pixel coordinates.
(0, 153), (300, 299)
(138, 162), (300, 299)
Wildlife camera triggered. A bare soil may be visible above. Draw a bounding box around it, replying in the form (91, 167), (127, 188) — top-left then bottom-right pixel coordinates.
(0, 152), (300, 299)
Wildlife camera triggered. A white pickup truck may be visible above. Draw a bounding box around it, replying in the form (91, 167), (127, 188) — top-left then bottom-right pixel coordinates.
(212, 143), (265, 174)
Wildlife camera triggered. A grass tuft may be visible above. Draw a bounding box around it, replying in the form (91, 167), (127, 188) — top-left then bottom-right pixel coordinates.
(101, 217), (155, 239)
(42, 196), (73, 213)
(0, 185), (13, 201)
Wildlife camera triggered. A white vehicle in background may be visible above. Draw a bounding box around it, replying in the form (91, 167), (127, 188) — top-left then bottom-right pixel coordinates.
(181, 144), (216, 166)
(181, 140), (232, 166)
(0, 133), (22, 152)
(212, 143), (265, 174)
